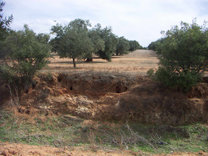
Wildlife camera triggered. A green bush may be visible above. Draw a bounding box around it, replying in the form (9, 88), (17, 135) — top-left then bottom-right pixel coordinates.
(0, 25), (50, 94)
(154, 21), (208, 91)
(146, 68), (155, 78)
(155, 67), (201, 91)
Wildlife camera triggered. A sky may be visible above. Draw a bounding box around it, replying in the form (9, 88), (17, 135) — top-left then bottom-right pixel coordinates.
(3, 0), (208, 47)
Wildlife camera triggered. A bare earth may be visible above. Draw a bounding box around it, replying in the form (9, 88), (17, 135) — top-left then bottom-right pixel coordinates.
(44, 50), (159, 75)
(1, 142), (207, 156)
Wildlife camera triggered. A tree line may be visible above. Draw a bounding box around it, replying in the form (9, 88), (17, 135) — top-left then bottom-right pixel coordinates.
(50, 19), (142, 67)
(0, 1), (142, 100)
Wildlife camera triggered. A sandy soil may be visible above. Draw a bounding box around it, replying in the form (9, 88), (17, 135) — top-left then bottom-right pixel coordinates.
(0, 142), (207, 156)
(0, 142), (139, 156)
(43, 50), (159, 75)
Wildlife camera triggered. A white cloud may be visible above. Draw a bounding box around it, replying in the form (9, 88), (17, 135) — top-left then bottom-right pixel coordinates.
(4, 0), (208, 46)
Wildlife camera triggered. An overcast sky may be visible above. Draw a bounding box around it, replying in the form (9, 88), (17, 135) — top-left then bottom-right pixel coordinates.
(3, 0), (208, 47)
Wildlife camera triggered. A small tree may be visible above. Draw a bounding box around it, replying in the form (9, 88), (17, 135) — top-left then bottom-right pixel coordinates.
(116, 37), (130, 56)
(128, 40), (142, 51)
(0, 25), (50, 96)
(51, 19), (93, 68)
(154, 21), (208, 91)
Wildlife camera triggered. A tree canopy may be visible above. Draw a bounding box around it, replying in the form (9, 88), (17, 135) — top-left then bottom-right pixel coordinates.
(95, 26), (118, 61)
(51, 19), (94, 68)
(116, 37), (130, 56)
(128, 40), (142, 51)
(153, 21), (208, 91)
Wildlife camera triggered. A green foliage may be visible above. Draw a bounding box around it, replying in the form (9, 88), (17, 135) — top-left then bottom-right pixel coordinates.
(94, 26), (118, 61)
(129, 40), (142, 51)
(146, 68), (155, 78)
(0, 1), (13, 58)
(154, 21), (208, 91)
(86, 24), (105, 61)
(51, 19), (140, 62)
(155, 67), (202, 91)
(51, 19), (93, 67)
(0, 25), (50, 92)
(36, 33), (50, 44)
(148, 38), (165, 53)
(116, 37), (130, 56)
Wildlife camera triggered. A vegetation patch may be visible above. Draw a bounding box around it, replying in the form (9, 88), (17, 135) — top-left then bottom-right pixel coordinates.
(0, 111), (207, 154)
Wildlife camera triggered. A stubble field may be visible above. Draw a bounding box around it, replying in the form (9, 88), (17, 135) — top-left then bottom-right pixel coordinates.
(43, 50), (159, 75)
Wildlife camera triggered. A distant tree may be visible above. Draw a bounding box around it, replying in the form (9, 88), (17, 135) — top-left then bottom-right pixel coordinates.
(36, 33), (50, 44)
(153, 21), (208, 91)
(116, 37), (130, 56)
(128, 40), (142, 51)
(95, 26), (118, 61)
(0, 1), (13, 58)
(51, 19), (93, 68)
(148, 38), (165, 54)
(0, 25), (50, 95)
(86, 24), (105, 62)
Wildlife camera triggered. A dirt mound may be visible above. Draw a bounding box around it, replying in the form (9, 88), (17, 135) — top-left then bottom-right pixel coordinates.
(114, 82), (208, 124)
(1, 72), (208, 124)
(57, 72), (138, 96)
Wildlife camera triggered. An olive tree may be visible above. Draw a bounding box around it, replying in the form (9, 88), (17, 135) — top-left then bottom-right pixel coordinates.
(116, 37), (130, 56)
(0, 25), (50, 95)
(95, 27), (118, 61)
(51, 19), (93, 68)
(129, 40), (142, 51)
(154, 21), (208, 91)
(86, 24), (105, 62)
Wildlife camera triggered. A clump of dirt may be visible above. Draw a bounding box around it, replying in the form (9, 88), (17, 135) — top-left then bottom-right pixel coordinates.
(188, 83), (208, 98)
(1, 72), (208, 125)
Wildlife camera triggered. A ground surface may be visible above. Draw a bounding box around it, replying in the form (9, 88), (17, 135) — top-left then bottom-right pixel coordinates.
(1, 50), (208, 156)
(44, 50), (159, 75)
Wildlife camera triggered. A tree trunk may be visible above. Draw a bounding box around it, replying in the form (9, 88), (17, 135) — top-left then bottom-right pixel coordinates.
(86, 58), (93, 62)
(72, 58), (76, 68)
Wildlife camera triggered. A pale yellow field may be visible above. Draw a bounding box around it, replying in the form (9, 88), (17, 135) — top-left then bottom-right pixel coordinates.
(43, 50), (159, 75)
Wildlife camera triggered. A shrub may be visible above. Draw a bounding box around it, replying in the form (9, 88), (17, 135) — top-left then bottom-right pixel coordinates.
(146, 68), (155, 78)
(0, 25), (50, 95)
(154, 21), (208, 91)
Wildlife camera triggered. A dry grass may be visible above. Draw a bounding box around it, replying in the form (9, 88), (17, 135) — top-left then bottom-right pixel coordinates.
(42, 50), (159, 76)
